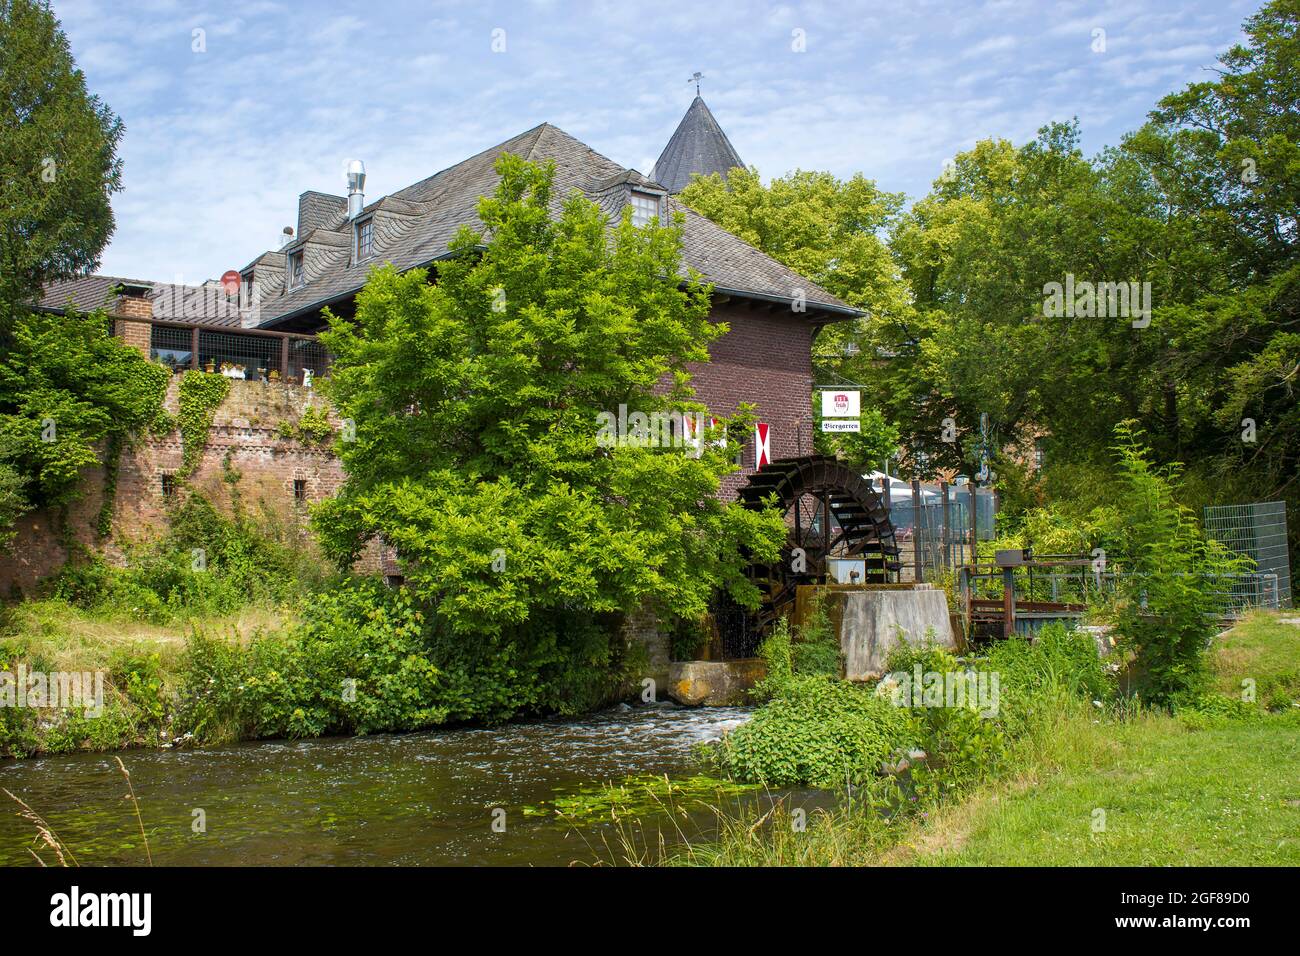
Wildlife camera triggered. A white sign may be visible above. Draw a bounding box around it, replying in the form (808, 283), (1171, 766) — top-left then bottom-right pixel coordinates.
(820, 390), (860, 418)
(821, 419), (861, 433)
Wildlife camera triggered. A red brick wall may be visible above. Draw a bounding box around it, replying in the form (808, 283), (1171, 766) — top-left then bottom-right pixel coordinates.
(0, 378), (370, 597)
(113, 315), (152, 358)
(679, 301), (817, 499)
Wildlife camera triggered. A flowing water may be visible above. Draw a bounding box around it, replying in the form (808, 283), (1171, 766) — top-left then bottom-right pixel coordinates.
(0, 703), (824, 866)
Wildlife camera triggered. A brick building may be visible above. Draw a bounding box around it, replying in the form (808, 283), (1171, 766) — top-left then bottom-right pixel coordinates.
(13, 98), (858, 594)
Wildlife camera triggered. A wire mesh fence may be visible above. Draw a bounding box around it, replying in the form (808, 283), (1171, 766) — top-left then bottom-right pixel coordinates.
(141, 322), (332, 384)
(1203, 501), (1292, 609)
(889, 484), (996, 581)
(198, 329), (283, 381)
(149, 325), (193, 374)
(287, 338), (331, 383)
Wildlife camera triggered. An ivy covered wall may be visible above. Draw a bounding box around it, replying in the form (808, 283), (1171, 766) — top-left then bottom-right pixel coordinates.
(0, 377), (380, 596)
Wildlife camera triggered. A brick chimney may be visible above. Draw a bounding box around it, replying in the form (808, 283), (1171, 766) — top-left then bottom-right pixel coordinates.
(112, 282), (154, 358)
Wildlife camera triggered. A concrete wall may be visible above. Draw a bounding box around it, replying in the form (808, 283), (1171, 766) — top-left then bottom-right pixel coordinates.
(837, 586), (956, 680)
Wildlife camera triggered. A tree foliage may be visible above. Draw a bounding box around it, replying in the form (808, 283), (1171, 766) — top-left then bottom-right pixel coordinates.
(0, 0), (123, 332)
(678, 3), (1298, 561)
(1095, 424), (1250, 705)
(314, 154), (786, 716)
(0, 308), (169, 547)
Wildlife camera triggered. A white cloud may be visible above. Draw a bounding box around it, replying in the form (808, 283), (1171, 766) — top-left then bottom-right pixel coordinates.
(43, 0), (1249, 282)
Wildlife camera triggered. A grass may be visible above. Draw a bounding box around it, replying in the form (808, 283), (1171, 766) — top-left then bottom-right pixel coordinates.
(0, 597), (294, 758)
(0, 597), (289, 673)
(907, 714), (1298, 866)
(1209, 610), (1300, 708)
(672, 611), (1300, 867)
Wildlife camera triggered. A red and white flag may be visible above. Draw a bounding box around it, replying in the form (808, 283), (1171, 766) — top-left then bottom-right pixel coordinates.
(754, 422), (771, 468)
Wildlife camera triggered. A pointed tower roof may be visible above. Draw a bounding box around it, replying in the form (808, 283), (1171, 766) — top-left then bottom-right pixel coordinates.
(653, 96), (746, 194)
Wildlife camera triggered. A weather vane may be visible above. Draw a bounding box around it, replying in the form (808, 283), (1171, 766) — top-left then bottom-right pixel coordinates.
(688, 71), (702, 95)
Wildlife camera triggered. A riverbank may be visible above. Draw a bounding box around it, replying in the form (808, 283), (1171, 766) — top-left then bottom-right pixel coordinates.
(672, 612), (1300, 866)
(1, 576), (637, 758)
(0, 598), (295, 757)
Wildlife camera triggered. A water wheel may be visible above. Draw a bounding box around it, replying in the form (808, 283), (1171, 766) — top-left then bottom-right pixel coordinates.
(713, 455), (901, 657)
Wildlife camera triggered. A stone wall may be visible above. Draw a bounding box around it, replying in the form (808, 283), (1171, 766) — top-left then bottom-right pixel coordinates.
(0, 377), (361, 597)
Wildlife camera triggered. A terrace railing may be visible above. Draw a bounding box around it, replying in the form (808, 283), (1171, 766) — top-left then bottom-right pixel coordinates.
(148, 320), (330, 384)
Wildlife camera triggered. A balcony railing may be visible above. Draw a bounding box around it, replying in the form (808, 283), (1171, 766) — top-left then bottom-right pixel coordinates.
(147, 320), (330, 384)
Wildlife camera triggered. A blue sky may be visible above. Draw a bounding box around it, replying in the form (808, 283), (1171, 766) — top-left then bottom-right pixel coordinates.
(53, 0), (1258, 283)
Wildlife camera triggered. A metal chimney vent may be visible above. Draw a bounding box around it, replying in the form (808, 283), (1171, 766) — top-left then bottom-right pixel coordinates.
(347, 160), (366, 219)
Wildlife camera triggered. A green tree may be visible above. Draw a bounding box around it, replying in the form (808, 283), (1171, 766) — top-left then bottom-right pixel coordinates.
(0, 0), (124, 334)
(1122, 0), (1300, 516)
(314, 155), (786, 718)
(0, 308), (170, 546)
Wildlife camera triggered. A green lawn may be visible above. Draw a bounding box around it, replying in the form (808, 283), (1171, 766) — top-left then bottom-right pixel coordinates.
(1210, 611), (1300, 708)
(918, 715), (1300, 866)
(913, 612), (1300, 866)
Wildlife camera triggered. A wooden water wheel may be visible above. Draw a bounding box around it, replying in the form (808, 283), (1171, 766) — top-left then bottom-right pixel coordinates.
(713, 455), (901, 657)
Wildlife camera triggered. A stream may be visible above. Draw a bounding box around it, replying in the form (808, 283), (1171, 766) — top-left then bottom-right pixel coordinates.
(0, 703), (826, 866)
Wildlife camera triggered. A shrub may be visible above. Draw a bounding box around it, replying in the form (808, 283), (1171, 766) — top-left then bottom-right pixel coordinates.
(173, 578), (631, 741)
(1096, 423), (1249, 705)
(791, 597), (842, 678)
(48, 493), (329, 624)
(711, 675), (917, 787)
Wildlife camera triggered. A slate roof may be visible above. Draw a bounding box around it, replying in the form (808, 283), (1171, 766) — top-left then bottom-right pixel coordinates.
(39, 274), (247, 328)
(254, 122), (855, 328)
(38, 119), (857, 332)
(37, 274), (135, 314)
(297, 191), (348, 237)
(652, 96), (746, 194)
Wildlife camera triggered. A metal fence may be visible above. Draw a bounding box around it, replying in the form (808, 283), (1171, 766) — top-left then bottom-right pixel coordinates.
(147, 321), (330, 384)
(888, 483), (997, 580)
(1203, 501), (1292, 609)
(964, 563), (1284, 624)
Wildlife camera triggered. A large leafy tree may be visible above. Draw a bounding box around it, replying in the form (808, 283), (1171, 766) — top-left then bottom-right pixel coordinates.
(0, 0), (123, 332)
(315, 155), (785, 714)
(0, 0), (162, 552)
(1122, 0), (1300, 507)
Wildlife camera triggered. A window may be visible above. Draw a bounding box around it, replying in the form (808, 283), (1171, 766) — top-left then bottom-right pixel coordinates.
(161, 473), (176, 498)
(288, 251), (304, 289)
(630, 191), (660, 227)
(293, 478), (307, 502)
(241, 271), (255, 308)
(355, 218), (374, 261)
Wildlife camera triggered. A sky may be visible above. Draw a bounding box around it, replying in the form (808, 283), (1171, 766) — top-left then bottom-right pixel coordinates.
(51, 0), (1260, 284)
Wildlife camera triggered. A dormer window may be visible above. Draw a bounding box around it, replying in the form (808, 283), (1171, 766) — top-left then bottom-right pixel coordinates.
(630, 191), (660, 228)
(288, 251), (304, 289)
(241, 271), (255, 308)
(355, 217), (374, 262)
